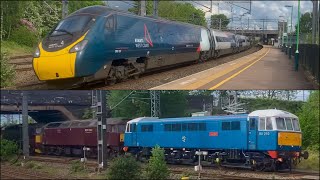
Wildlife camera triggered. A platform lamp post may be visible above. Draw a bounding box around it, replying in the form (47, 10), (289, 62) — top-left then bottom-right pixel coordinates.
(279, 16), (285, 51)
(295, 0), (301, 71)
(285, 5), (293, 59)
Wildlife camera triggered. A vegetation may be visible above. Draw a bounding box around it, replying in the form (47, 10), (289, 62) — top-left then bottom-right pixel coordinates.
(145, 145), (169, 180)
(128, 1), (207, 26)
(25, 161), (42, 169)
(109, 90), (188, 118)
(70, 160), (86, 173)
(297, 148), (319, 171)
(106, 155), (141, 180)
(0, 51), (15, 88)
(0, 139), (19, 161)
(210, 14), (230, 29)
(297, 90), (319, 150)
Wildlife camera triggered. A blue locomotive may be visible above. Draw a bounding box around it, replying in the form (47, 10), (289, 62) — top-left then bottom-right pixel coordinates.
(32, 6), (251, 87)
(124, 109), (308, 171)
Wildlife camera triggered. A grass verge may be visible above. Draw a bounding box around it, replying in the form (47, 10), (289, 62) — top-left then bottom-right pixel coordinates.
(297, 149), (319, 171)
(1, 41), (34, 57)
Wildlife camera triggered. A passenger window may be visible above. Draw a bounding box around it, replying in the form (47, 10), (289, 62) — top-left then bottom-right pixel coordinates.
(266, 117), (273, 130)
(222, 122), (231, 130)
(199, 123), (206, 131)
(231, 121), (240, 130)
(249, 118), (256, 130)
(181, 124), (187, 131)
(105, 16), (115, 31)
(172, 124), (181, 131)
(276, 118), (286, 130)
(292, 119), (301, 131)
(285, 118), (293, 131)
(188, 123), (198, 131)
(164, 124), (172, 131)
(141, 124), (153, 132)
(259, 118), (266, 130)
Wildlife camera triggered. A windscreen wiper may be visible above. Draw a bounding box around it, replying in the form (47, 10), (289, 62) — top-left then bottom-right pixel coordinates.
(52, 29), (73, 36)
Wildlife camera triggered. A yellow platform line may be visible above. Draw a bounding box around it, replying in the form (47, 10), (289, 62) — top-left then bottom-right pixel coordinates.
(209, 48), (270, 90)
(184, 48), (268, 90)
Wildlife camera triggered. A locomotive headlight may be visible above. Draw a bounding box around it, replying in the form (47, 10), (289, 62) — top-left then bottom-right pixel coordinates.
(34, 47), (40, 58)
(69, 40), (88, 53)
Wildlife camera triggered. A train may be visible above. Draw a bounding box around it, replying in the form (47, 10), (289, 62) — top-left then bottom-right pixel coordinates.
(2, 109), (307, 171)
(32, 6), (252, 87)
(123, 109), (309, 171)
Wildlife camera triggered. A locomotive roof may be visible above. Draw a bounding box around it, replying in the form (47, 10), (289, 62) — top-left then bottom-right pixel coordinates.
(128, 114), (248, 124)
(249, 109), (298, 119)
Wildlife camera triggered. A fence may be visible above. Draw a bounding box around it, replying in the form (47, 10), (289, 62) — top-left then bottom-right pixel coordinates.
(289, 44), (320, 84)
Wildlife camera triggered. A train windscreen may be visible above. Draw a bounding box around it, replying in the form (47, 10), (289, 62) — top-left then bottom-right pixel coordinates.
(49, 15), (94, 36)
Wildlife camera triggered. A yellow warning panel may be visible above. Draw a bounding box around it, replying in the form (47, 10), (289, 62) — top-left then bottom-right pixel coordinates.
(35, 135), (42, 143)
(120, 133), (125, 142)
(278, 132), (302, 146)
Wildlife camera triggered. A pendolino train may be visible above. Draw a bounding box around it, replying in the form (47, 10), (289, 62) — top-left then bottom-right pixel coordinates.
(33, 6), (252, 87)
(123, 109), (309, 171)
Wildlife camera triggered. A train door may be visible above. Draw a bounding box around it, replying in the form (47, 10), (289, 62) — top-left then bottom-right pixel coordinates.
(130, 123), (138, 146)
(248, 117), (258, 150)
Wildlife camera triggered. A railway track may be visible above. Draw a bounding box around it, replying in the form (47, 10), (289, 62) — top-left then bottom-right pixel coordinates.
(9, 55), (33, 71)
(27, 155), (319, 179)
(1, 164), (58, 179)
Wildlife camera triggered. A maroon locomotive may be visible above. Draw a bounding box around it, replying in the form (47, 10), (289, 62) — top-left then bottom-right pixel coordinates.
(35, 118), (128, 158)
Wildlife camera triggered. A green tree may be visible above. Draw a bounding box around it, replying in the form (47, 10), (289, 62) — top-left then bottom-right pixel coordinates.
(107, 155), (141, 180)
(145, 145), (169, 180)
(210, 14), (230, 29)
(108, 90), (150, 119)
(128, 1), (206, 26)
(160, 91), (188, 118)
(298, 90), (319, 150)
(295, 12), (312, 34)
(68, 1), (105, 14)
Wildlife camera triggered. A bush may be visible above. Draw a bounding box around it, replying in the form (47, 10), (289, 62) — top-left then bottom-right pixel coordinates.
(70, 160), (85, 173)
(25, 161), (42, 169)
(9, 26), (38, 47)
(0, 51), (15, 87)
(145, 145), (169, 180)
(106, 155), (141, 180)
(0, 139), (19, 161)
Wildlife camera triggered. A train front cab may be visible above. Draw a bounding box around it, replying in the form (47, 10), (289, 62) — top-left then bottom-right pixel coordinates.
(248, 114), (308, 170)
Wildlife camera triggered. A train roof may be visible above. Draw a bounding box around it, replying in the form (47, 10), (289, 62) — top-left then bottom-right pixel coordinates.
(249, 109), (298, 118)
(68, 5), (204, 29)
(128, 114), (248, 124)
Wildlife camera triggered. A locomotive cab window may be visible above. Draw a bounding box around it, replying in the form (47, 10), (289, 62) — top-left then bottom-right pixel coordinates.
(276, 117), (286, 130)
(266, 117), (273, 130)
(285, 118), (294, 131)
(259, 117), (266, 130)
(292, 118), (301, 131)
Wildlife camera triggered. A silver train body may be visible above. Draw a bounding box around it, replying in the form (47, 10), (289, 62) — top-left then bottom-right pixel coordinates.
(199, 28), (251, 61)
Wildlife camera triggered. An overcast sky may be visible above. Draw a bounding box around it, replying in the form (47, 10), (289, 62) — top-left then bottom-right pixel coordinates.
(106, 0), (314, 30)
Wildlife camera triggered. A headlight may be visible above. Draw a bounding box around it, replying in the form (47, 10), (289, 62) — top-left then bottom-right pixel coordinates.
(34, 47), (40, 58)
(69, 40), (88, 53)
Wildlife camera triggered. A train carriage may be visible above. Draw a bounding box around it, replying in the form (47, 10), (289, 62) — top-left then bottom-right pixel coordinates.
(124, 109), (308, 171)
(35, 118), (128, 157)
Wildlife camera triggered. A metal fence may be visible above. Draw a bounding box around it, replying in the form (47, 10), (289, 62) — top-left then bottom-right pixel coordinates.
(290, 44), (320, 84)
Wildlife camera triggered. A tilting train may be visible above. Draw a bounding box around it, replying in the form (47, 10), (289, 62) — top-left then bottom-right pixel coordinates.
(123, 109), (308, 171)
(33, 6), (252, 87)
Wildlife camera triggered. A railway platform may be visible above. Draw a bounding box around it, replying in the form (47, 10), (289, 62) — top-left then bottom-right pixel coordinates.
(151, 46), (316, 90)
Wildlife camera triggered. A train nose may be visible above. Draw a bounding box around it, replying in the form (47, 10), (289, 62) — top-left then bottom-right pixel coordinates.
(33, 46), (77, 81)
